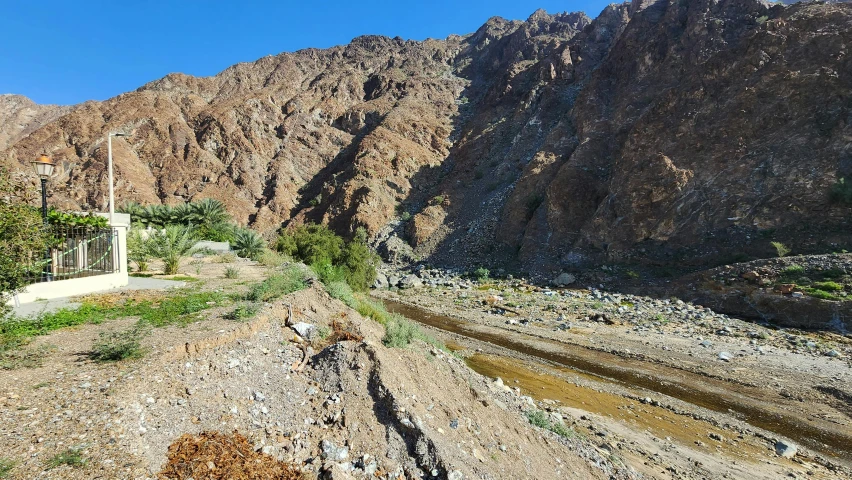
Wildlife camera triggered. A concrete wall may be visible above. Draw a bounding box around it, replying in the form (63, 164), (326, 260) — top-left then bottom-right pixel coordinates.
(7, 213), (130, 306)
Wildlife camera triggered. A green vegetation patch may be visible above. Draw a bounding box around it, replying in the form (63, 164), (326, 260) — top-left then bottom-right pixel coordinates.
(46, 448), (87, 469)
(90, 324), (150, 362)
(812, 281), (843, 292)
(525, 409), (574, 439)
(224, 302), (262, 321)
(0, 457), (15, 478)
(0, 289), (226, 360)
(244, 266), (308, 302)
(275, 224), (378, 291)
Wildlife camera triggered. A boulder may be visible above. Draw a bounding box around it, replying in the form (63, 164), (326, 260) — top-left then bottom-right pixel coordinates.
(399, 274), (423, 289)
(372, 272), (389, 289)
(774, 440), (797, 458)
(291, 322), (315, 339)
(552, 272), (576, 287)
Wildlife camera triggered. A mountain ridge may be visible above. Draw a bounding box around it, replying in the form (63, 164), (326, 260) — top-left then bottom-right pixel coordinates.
(2, 0), (851, 276)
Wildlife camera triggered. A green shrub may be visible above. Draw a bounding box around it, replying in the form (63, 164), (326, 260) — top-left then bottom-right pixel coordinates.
(224, 302), (261, 321)
(276, 224), (377, 291)
(525, 409), (573, 439)
(90, 324), (150, 361)
(215, 253), (237, 263)
(382, 314), (420, 348)
(430, 195), (445, 206)
(245, 267), (307, 302)
(820, 268), (845, 279)
(781, 264), (804, 278)
(0, 168), (49, 318)
(771, 241), (790, 258)
(224, 266), (240, 279)
(472, 267), (490, 281)
(400, 211), (412, 221)
(46, 448), (86, 469)
(233, 228), (266, 260)
(812, 281), (843, 292)
(257, 250), (288, 268)
(326, 281), (357, 308)
(830, 177), (852, 205)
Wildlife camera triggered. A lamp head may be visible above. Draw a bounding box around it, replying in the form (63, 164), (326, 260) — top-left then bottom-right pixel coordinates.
(31, 153), (55, 179)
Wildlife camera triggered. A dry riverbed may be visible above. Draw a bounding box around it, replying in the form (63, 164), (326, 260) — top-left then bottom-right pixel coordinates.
(374, 276), (852, 479)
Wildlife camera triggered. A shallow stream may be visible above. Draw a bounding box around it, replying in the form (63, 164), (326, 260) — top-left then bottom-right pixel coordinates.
(381, 298), (852, 462)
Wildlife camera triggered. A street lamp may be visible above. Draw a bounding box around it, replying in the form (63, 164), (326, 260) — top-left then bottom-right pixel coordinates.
(31, 153), (55, 222)
(31, 153), (55, 281)
(107, 132), (128, 225)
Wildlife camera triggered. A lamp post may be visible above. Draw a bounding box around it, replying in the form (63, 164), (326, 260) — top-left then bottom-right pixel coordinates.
(31, 154), (55, 281)
(107, 132), (128, 225)
(31, 154), (55, 223)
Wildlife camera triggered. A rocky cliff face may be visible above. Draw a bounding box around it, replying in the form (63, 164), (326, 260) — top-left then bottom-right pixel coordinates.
(2, 0), (851, 275)
(0, 95), (71, 151)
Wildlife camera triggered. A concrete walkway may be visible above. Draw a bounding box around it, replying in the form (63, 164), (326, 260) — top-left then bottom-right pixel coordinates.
(11, 276), (186, 318)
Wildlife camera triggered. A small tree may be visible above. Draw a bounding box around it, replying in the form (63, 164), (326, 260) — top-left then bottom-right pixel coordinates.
(147, 225), (197, 275)
(0, 167), (47, 316)
(771, 241), (791, 258)
(233, 228), (265, 260)
(127, 227), (153, 272)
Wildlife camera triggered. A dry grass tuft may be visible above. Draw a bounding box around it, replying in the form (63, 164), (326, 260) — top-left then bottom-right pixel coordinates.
(158, 431), (305, 480)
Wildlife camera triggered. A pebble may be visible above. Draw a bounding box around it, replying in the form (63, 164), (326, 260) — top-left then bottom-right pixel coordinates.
(718, 351), (732, 362)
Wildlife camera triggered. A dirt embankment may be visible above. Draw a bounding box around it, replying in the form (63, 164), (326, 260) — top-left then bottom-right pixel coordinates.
(0, 282), (630, 479)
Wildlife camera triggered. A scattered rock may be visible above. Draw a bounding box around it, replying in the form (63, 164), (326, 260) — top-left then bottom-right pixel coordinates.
(291, 322), (315, 339)
(552, 273), (576, 287)
(775, 440), (798, 458)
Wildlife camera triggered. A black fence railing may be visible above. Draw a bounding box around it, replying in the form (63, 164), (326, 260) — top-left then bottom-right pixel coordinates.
(25, 226), (120, 284)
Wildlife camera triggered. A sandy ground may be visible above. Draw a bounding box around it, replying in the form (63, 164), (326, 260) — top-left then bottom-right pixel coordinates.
(0, 259), (634, 479)
(374, 279), (852, 480)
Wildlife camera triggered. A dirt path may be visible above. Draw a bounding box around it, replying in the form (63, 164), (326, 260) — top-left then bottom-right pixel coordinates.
(374, 282), (852, 479)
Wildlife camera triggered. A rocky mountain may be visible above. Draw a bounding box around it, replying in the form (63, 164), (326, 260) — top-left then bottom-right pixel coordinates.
(0, 95), (71, 151)
(2, 0), (851, 276)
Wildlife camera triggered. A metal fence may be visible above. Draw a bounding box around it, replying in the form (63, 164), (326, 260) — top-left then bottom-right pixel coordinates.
(25, 226), (120, 284)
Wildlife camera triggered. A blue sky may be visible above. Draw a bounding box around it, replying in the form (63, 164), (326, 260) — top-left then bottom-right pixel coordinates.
(0, 0), (614, 106)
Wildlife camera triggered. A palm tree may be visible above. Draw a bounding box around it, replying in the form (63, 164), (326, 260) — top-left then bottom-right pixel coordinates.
(233, 228), (266, 260)
(188, 198), (230, 225)
(118, 201), (145, 225)
(147, 224), (197, 274)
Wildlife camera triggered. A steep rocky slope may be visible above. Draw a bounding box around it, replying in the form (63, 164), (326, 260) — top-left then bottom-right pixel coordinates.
(3, 0), (852, 275)
(0, 95), (71, 151)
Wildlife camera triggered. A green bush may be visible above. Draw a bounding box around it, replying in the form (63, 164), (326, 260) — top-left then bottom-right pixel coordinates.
(245, 266), (307, 302)
(257, 250), (288, 268)
(224, 266), (240, 279)
(275, 224), (377, 291)
(224, 302), (261, 321)
(90, 324), (150, 361)
(0, 168), (49, 318)
(382, 314), (420, 348)
(472, 267), (490, 281)
(525, 409), (573, 439)
(233, 228), (266, 260)
(326, 281), (357, 308)
(830, 177), (852, 205)
(781, 264), (804, 278)
(400, 211), (412, 222)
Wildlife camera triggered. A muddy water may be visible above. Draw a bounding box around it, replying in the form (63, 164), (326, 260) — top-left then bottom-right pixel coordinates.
(382, 298), (852, 461)
(464, 353), (776, 464)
